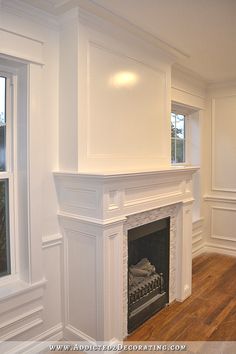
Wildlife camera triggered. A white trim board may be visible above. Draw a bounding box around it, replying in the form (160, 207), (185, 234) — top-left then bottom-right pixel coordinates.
(205, 243), (236, 257)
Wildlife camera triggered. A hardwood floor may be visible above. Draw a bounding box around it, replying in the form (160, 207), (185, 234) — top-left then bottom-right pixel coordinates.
(127, 253), (236, 341)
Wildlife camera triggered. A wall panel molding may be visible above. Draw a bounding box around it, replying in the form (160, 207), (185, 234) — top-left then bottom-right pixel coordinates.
(204, 195), (236, 203)
(0, 306), (43, 341)
(42, 234), (63, 249)
(192, 231), (203, 245)
(64, 228), (98, 340)
(211, 206), (236, 242)
(211, 96), (236, 193)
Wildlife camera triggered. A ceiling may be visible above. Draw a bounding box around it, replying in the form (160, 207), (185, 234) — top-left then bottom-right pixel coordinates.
(21, 0), (236, 83)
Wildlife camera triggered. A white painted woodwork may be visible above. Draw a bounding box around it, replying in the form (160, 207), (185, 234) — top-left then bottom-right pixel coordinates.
(192, 218), (204, 257)
(59, 11), (79, 171)
(55, 167), (198, 341)
(21, 0), (236, 83)
(0, 2), (62, 350)
(87, 43), (166, 158)
(211, 96), (236, 192)
(4, 0), (236, 348)
(171, 66), (206, 110)
(0, 28), (44, 65)
(203, 83), (236, 255)
(211, 207), (236, 242)
(58, 8), (175, 172)
(171, 67), (205, 256)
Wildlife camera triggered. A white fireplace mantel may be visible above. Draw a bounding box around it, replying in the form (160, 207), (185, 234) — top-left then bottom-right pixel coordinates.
(54, 166), (198, 342)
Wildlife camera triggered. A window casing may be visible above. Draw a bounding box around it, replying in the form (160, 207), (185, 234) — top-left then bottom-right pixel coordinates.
(171, 102), (201, 222)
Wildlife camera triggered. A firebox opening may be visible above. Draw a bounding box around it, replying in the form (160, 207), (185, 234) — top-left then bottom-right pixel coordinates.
(128, 217), (170, 333)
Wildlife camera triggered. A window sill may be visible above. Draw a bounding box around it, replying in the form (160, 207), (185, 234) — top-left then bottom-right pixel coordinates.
(172, 164), (191, 170)
(0, 277), (47, 303)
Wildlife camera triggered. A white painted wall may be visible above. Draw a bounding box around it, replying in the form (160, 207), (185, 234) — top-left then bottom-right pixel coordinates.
(171, 66), (206, 257)
(59, 9), (174, 173)
(1, 0), (236, 348)
(0, 2), (63, 350)
(204, 82), (236, 256)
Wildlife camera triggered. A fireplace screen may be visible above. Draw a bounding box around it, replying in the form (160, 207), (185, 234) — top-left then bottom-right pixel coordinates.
(128, 217), (170, 333)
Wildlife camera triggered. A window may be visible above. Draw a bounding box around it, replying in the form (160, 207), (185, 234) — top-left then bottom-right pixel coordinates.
(171, 112), (186, 164)
(171, 103), (202, 221)
(0, 74), (12, 278)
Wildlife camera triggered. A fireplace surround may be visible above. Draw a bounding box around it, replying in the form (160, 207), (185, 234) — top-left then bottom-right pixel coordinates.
(54, 166), (198, 342)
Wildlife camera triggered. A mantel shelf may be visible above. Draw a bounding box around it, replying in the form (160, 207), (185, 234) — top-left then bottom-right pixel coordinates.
(54, 165), (199, 180)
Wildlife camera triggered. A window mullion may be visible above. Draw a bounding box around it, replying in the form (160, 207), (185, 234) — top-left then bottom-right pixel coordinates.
(0, 172), (12, 179)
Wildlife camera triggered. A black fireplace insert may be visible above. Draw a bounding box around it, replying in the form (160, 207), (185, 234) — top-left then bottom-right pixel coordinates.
(128, 217), (170, 333)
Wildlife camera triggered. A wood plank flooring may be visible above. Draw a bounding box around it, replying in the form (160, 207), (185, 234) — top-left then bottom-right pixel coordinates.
(127, 253), (236, 341)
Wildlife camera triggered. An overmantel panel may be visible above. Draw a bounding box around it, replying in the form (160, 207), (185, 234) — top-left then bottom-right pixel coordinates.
(77, 15), (172, 172)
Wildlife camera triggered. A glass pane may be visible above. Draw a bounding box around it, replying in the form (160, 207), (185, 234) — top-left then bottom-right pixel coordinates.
(175, 114), (185, 139)
(171, 138), (175, 163)
(171, 113), (176, 138)
(0, 179), (10, 277)
(175, 139), (185, 163)
(0, 77), (6, 171)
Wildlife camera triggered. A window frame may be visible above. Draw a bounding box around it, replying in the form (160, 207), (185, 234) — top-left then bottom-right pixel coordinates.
(171, 110), (189, 165)
(0, 70), (18, 282)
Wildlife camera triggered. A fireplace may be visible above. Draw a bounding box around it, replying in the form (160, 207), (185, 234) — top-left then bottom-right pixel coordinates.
(54, 167), (198, 341)
(128, 217), (170, 332)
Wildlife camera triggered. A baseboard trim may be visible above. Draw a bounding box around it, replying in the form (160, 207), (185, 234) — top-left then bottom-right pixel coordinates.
(32, 322), (63, 341)
(205, 243), (236, 257)
(64, 324), (95, 342)
(192, 244), (205, 258)
(2, 323), (63, 354)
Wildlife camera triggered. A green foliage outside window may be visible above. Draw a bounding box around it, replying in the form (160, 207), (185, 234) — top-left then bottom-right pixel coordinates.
(171, 113), (185, 164)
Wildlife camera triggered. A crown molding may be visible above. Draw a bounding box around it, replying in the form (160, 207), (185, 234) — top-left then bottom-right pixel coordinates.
(1, 0), (59, 31)
(207, 79), (236, 91)
(9, 0), (189, 63)
(75, 0), (189, 63)
(172, 63), (208, 86)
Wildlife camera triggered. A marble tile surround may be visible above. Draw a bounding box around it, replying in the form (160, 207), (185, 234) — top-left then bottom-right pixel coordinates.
(123, 204), (178, 337)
